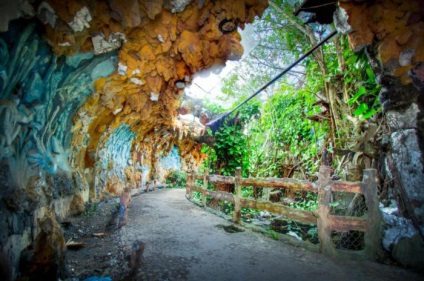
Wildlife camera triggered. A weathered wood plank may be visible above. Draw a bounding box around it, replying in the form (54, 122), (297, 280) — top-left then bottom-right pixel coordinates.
(194, 174), (204, 180)
(331, 181), (362, 193)
(233, 168), (242, 223)
(317, 165), (337, 257)
(202, 169), (209, 207)
(362, 169), (383, 260)
(186, 172), (194, 199)
(209, 175), (235, 184)
(239, 198), (317, 225)
(240, 177), (316, 192)
(329, 215), (367, 232)
(189, 184), (205, 193)
(189, 185), (235, 203)
(194, 174), (314, 191)
(204, 190), (235, 203)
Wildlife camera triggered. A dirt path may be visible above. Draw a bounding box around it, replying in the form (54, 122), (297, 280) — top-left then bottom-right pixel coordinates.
(119, 188), (423, 281)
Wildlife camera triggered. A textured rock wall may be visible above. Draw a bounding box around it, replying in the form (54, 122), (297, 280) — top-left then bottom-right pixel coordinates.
(0, 0), (268, 193)
(0, 1), (268, 278)
(96, 124), (136, 197)
(336, 0), (424, 266)
(0, 20), (118, 279)
(68, 0), (267, 197)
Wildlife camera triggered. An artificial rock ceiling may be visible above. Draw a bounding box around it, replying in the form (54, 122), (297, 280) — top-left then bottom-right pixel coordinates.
(1, 0), (422, 198)
(0, 0), (268, 197)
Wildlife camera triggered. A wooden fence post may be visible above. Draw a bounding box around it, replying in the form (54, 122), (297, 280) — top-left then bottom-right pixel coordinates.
(362, 168), (382, 260)
(317, 165), (337, 257)
(186, 171), (193, 199)
(233, 167), (242, 224)
(202, 168), (209, 207)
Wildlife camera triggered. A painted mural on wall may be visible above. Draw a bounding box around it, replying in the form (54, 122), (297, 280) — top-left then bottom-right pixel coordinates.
(0, 21), (117, 189)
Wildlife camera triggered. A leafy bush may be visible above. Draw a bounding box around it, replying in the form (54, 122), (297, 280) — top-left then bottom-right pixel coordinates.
(165, 170), (186, 189)
(192, 191), (202, 202)
(218, 201), (234, 215)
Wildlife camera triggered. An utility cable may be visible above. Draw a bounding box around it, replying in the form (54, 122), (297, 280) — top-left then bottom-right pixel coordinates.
(206, 30), (337, 132)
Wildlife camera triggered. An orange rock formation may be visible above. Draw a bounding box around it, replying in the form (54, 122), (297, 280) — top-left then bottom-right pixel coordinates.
(40, 0), (269, 193)
(339, 0), (424, 85)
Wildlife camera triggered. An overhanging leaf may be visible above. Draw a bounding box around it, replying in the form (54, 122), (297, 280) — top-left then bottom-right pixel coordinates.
(353, 103), (368, 116)
(361, 108), (377, 119)
(345, 54), (358, 65)
(366, 67), (375, 81)
(348, 86), (366, 105)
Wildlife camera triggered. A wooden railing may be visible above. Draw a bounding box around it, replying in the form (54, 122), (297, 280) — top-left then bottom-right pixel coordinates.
(186, 165), (382, 260)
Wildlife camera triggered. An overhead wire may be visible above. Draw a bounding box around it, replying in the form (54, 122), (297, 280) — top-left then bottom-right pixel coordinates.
(192, 27), (301, 99)
(206, 30), (338, 132)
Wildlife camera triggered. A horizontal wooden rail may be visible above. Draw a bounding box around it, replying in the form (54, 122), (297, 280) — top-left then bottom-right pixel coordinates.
(240, 177), (316, 191)
(194, 174), (204, 180)
(194, 174), (315, 191)
(209, 175), (235, 184)
(331, 181), (362, 193)
(329, 215), (367, 232)
(240, 198), (317, 225)
(189, 184), (234, 203)
(194, 174), (236, 184)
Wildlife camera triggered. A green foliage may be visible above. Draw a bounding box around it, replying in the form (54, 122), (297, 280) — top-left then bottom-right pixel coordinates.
(241, 186), (255, 198)
(270, 231), (280, 241)
(201, 144), (217, 171)
(203, 0), (382, 182)
(218, 201), (234, 215)
(165, 170), (186, 189)
(202, 98), (227, 115)
(345, 48), (381, 119)
(247, 84), (326, 178)
(192, 191), (202, 202)
(289, 193), (318, 211)
(203, 104), (257, 176)
(241, 207), (260, 219)
(214, 120), (249, 176)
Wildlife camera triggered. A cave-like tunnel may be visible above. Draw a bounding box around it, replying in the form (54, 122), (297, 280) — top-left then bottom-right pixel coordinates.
(0, 0), (424, 280)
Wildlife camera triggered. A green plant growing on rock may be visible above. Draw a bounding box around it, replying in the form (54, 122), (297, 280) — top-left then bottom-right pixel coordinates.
(271, 231), (279, 241)
(83, 202), (98, 216)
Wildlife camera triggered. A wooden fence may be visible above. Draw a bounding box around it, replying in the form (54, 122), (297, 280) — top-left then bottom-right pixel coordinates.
(186, 165), (382, 260)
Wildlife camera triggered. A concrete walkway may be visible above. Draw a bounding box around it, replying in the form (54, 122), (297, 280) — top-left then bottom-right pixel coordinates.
(121, 188), (422, 281)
